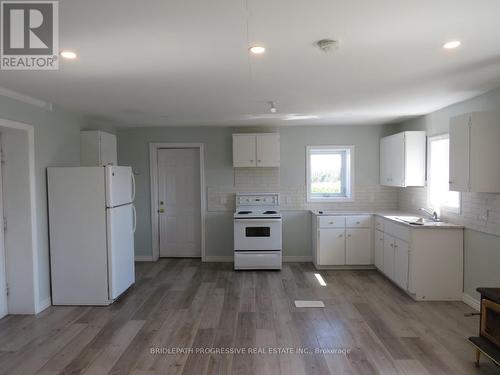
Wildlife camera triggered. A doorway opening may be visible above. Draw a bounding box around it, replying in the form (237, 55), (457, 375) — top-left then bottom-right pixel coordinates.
(149, 143), (206, 261)
(0, 119), (41, 317)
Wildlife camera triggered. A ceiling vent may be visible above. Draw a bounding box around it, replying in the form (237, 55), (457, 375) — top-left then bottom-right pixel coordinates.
(315, 39), (340, 53)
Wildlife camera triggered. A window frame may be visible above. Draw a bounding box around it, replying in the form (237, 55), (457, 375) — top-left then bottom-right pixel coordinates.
(426, 134), (461, 214)
(306, 145), (355, 202)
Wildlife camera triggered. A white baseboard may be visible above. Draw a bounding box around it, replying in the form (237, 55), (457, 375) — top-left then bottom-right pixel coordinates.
(462, 293), (480, 311)
(135, 255), (155, 262)
(204, 256), (233, 262)
(35, 297), (52, 314)
(283, 256), (312, 262)
(203, 255), (313, 263)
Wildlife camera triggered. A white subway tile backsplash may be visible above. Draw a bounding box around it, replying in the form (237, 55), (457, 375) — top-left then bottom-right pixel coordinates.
(207, 183), (398, 212)
(399, 186), (500, 237)
(211, 167), (500, 237)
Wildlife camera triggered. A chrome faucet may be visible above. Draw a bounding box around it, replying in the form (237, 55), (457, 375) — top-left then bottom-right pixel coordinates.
(419, 208), (439, 221)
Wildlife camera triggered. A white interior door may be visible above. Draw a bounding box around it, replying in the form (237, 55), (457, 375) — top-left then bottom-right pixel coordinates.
(0, 148), (7, 319)
(158, 148), (201, 257)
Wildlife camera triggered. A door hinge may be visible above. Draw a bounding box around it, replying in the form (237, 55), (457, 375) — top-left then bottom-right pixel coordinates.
(3, 217), (6, 232)
(0, 149), (4, 164)
(6, 283), (9, 296)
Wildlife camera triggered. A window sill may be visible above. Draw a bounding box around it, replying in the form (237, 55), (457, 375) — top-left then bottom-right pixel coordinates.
(307, 197), (354, 203)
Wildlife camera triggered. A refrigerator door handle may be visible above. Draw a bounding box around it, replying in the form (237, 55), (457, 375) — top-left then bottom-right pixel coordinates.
(132, 204), (137, 233)
(131, 173), (136, 202)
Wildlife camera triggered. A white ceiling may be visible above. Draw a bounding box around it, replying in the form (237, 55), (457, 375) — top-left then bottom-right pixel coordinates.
(2, 0), (500, 127)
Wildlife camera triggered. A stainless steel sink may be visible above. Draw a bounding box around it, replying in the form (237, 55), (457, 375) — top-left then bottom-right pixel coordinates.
(386, 215), (443, 226)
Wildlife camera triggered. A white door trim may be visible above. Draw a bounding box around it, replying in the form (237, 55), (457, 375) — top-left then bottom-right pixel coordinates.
(0, 137), (6, 319)
(0, 118), (40, 314)
(149, 143), (206, 262)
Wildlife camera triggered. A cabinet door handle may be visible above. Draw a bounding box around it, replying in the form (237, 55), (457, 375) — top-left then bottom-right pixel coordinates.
(390, 243), (394, 247)
(258, 160), (261, 163)
(329, 222), (334, 225)
(347, 234), (351, 238)
(339, 234), (343, 238)
(356, 221), (360, 224)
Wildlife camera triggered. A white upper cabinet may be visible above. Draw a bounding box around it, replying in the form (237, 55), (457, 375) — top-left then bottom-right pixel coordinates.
(81, 130), (117, 166)
(232, 134), (256, 167)
(380, 131), (426, 187)
(256, 134), (280, 167)
(233, 133), (280, 167)
(449, 112), (500, 192)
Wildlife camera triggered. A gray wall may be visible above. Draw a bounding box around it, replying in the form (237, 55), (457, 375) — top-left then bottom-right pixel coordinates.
(392, 86), (500, 300)
(117, 125), (388, 259)
(0, 94), (110, 310)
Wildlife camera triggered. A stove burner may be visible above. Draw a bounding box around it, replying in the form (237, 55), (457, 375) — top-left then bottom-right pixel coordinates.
(238, 211), (252, 214)
(263, 210), (277, 214)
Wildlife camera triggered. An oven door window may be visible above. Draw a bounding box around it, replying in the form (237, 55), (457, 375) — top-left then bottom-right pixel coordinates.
(245, 226), (271, 237)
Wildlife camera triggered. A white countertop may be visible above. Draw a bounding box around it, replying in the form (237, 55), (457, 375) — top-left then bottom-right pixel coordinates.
(310, 210), (464, 229)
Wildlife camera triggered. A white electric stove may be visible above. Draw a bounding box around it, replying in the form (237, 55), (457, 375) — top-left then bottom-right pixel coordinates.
(233, 193), (282, 270)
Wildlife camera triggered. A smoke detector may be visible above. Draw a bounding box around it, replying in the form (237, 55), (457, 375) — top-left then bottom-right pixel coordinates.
(315, 39), (340, 53)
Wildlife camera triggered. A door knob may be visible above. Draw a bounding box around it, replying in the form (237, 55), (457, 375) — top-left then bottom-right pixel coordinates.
(158, 208), (165, 213)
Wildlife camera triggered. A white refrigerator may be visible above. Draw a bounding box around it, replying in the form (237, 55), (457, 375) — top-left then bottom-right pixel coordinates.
(47, 166), (136, 305)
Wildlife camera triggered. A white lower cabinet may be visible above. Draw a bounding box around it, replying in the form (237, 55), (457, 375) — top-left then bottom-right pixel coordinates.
(382, 234), (409, 287)
(394, 239), (409, 290)
(346, 229), (371, 265)
(318, 228), (345, 265)
(383, 234), (396, 280)
(312, 213), (464, 300)
(374, 229), (384, 270)
(375, 215), (463, 301)
(313, 215), (372, 268)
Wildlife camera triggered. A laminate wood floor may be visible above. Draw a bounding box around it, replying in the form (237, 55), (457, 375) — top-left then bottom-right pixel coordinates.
(0, 259), (498, 375)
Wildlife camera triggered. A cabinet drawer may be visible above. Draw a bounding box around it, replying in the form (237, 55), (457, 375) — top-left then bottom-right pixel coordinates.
(375, 216), (385, 231)
(319, 216), (346, 228)
(346, 215), (372, 228)
(384, 220), (410, 242)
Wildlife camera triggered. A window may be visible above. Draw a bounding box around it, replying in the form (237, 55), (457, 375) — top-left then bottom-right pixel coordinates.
(307, 146), (354, 202)
(427, 134), (460, 213)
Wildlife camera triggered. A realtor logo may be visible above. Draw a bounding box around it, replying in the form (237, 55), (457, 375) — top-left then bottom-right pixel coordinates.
(1, 1), (58, 70)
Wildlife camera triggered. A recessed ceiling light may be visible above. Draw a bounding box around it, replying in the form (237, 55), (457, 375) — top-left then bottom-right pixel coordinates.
(60, 50), (77, 59)
(443, 41), (461, 50)
(249, 46), (266, 54)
